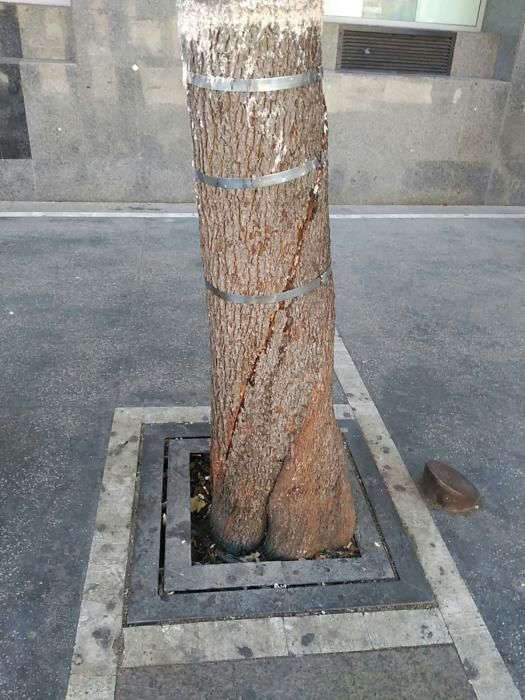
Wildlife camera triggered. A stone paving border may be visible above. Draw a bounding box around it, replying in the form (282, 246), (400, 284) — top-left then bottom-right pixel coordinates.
(65, 407), (209, 700)
(122, 608), (450, 668)
(65, 341), (521, 700)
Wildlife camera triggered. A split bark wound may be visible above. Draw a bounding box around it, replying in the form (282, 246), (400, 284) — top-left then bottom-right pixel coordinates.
(181, 6), (356, 559)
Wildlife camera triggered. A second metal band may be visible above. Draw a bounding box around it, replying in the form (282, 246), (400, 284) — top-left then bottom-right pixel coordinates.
(195, 152), (328, 190)
(205, 265), (332, 305)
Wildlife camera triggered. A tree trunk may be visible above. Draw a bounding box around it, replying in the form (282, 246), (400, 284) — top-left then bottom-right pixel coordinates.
(178, 0), (356, 560)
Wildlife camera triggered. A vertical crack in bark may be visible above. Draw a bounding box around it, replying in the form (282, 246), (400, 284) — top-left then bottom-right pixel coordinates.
(215, 179), (323, 484)
(262, 294), (333, 529)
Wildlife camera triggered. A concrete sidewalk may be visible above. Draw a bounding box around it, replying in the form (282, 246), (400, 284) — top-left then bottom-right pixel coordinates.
(0, 208), (523, 699)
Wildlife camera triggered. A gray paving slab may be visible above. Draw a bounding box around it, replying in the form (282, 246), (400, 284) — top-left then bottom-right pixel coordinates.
(115, 220), (210, 407)
(115, 645), (476, 700)
(0, 218), (144, 415)
(0, 404), (113, 700)
(331, 216), (525, 694)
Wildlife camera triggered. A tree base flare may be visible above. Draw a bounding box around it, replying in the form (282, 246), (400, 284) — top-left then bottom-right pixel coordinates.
(264, 411), (356, 560)
(210, 386), (357, 561)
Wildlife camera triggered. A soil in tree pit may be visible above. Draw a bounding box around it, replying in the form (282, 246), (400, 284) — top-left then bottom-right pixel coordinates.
(190, 453), (359, 564)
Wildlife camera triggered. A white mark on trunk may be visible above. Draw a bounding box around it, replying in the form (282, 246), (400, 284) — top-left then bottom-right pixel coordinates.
(273, 132), (287, 168)
(177, 0), (322, 45)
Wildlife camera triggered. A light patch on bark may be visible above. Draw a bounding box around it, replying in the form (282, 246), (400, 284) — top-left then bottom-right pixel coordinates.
(177, 0), (322, 74)
(273, 132), (287, 168)
(178, 0), (322, 39)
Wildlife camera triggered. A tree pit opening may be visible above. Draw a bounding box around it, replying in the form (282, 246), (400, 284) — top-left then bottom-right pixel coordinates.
(189, 452), (359, 565)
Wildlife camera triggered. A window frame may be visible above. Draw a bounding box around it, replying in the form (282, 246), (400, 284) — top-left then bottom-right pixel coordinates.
(324, 0), (488, 33)
(2, 0), (70, 6)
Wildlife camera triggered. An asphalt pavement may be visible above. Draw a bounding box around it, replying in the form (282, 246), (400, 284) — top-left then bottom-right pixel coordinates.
(0, 211), (523, 699)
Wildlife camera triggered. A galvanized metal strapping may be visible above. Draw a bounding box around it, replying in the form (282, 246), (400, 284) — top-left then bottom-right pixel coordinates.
(186, 68), (323, 93)
(205, 265), (332, 305)
(194, 152), (327, 190)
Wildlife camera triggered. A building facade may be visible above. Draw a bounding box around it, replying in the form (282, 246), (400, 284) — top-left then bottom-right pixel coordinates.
(0, 0), (524, 204)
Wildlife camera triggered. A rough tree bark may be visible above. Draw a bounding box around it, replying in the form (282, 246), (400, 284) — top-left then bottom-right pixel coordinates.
(178, 0), (356, 560)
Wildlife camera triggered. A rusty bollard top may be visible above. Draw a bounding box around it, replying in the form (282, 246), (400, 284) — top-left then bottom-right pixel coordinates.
(422, 460), (481, 513)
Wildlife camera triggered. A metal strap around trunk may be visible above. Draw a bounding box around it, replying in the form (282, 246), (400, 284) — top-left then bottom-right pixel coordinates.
(195, 152), (327, 190)
(186, 68), (323, 93)
(205, 265), (332, 305)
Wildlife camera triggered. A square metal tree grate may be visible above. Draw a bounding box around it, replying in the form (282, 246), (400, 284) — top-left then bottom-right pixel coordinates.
(125, 419), (434, 625)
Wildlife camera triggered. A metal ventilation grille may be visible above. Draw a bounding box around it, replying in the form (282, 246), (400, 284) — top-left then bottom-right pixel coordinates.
(339, 29), (456, 75)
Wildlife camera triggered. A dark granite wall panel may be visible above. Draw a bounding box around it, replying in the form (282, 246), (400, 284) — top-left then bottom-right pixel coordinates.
(0, 4), (31, 159)
(0, 63), (31, 159)
(0, 2), (73, 61)
(0, 3), (22, 58)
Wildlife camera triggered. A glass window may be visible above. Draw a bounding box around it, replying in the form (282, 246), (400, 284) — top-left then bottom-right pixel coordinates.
(326, 0), (365, 17)
(363, 0), (417, 22)
(415, 0), (480, 26)
(324, 0), (483, 28)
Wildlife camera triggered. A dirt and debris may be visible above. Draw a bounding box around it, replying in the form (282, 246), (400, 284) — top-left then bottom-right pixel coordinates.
(190, 453), (359, 565)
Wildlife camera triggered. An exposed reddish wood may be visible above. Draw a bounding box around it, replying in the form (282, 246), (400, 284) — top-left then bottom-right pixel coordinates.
(180, 2), (357, 559)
